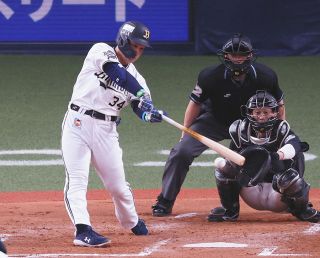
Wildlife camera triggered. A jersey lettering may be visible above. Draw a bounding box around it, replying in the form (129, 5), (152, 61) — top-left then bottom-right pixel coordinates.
(94, 71), (130, 96)
(108, 96), (126, 110)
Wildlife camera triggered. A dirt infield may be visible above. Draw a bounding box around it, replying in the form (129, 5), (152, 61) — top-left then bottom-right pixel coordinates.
(1, 189), (320, 257)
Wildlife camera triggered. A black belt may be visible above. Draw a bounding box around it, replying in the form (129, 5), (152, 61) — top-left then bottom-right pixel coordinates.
(70, 103), (118, 121)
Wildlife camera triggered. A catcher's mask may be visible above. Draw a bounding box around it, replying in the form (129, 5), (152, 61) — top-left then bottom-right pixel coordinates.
(217, 33), (257, 76)
(116, 21), (151, 59)
(242, 90), (279, 144)
(238, 145), (271, 187)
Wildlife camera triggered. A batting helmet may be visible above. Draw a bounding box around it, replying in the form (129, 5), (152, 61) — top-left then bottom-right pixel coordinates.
(217, 33), (256, 75)
(116, 21), (151, 59)
(244, 90), (279, 136)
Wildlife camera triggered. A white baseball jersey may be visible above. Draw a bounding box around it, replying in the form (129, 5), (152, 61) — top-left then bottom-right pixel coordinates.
(70, 42), (151, 116)
(62, 43), (149, 231)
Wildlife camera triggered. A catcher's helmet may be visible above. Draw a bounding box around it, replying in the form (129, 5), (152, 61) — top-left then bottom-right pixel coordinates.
(116, 21), (151, 59)
(217, 33), (256, 76)
(244, 91), (279, 137)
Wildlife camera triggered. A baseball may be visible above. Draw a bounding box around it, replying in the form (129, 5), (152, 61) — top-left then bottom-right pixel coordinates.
(214, 157), (226, 169)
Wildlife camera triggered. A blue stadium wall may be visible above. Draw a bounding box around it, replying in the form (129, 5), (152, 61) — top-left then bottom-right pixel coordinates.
(0, 0), (319, 55)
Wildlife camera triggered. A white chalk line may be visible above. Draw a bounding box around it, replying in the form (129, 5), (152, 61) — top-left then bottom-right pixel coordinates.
(258, 247), (310, 256)
(184, 242), (248, 248)
(0, 149), (316, 167)
(303, 223), (320, 234)
(0, 150), (61, 155)
(134, 161), (216, 167)
(158, 150), (217, 155)
(9, 239), (170, 258)
(0, 234), (11, 241)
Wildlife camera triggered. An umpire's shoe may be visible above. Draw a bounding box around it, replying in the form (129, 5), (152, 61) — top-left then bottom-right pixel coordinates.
(207, 206), (239, 222)
(152, 194), (173, 217)
(74, 225), (111, 247)
(131, 218), (149, 235)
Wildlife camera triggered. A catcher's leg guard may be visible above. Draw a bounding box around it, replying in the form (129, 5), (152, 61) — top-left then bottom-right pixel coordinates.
(273, 168), (320, 223)
(208, 166), (241, 222)
(152, 194), (174, 217)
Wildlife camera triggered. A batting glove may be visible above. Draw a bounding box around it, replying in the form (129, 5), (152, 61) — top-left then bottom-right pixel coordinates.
(143, 109), (166, 123)
(138, 96), (154, 112)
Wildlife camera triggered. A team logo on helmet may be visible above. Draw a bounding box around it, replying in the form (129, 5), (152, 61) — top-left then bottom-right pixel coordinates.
(143, 30), (150, 39)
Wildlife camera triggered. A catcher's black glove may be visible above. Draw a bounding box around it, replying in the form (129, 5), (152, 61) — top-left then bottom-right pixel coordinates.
(238, 145), (271, 187)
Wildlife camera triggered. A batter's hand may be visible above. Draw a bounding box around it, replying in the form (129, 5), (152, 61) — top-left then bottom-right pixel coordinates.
(144, 109), (167, 123)
(138, 97), (154, 112)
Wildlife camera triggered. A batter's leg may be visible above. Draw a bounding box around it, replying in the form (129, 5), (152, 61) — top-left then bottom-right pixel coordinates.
(91, 122), (139, 230)
(62, 113), (92, 226)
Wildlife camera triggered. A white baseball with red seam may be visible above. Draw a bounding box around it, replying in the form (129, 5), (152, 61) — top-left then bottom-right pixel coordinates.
(214, 157), (226, 169)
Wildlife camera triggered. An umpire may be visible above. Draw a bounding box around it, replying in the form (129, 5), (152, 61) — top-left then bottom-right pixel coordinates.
(152, 33), (286, 216)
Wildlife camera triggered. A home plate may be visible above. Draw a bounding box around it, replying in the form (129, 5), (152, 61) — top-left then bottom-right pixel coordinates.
(175, 213), (197, 219)
(184, 242), (248, 248)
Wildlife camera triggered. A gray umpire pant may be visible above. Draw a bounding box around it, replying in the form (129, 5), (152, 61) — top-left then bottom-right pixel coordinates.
(161, 111), (230, 201)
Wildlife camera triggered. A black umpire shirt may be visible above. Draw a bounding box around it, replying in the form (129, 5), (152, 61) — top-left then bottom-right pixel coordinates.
(189, 62), (284, 127)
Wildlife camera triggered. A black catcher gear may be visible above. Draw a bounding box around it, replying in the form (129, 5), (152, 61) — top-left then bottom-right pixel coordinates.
(116, 21), (151, 59)
(243, 90), (279, 135)
(239, 145), (271, 186)
(209, 168), (240, 222)
(217, 33), (256, 75)
(273, 168), (320, 223)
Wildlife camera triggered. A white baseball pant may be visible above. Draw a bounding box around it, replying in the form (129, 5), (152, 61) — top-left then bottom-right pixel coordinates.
(61, 109), (139, 229)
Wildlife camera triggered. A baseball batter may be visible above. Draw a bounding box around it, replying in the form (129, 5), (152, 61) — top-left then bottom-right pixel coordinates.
(208, 91), (320, 223)
(61, 21), (163, 247)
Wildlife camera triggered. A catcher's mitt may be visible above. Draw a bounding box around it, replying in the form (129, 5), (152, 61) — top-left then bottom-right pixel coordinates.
(238, 145), (271, 186)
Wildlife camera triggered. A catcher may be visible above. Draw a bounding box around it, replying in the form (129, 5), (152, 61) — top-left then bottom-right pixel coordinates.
(208, 90), (320, 223)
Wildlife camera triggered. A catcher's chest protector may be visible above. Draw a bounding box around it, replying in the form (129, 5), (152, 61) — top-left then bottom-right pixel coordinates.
(230, 119), (290, 151)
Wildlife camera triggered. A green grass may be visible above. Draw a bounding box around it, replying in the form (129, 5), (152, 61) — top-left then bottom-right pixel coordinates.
(0, 55), (319, 191)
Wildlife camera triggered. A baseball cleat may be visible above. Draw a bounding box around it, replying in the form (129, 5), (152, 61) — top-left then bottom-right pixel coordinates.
(207, 207), (239, 222)
(152, 203), (172, 217)
(152, 194), (173, 217)
(293, 205), (320, 223)
(0, 240), (7, 254)
(131, 218), (149, 235)
(73, 227), (111, 247)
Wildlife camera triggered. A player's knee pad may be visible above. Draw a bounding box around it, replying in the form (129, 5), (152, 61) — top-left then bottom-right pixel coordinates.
(214, 161), (239, 183)
(272, 168), (309, 199)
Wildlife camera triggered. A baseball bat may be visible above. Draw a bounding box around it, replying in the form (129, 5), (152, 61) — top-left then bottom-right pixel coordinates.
(161, 114), (245, 166)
